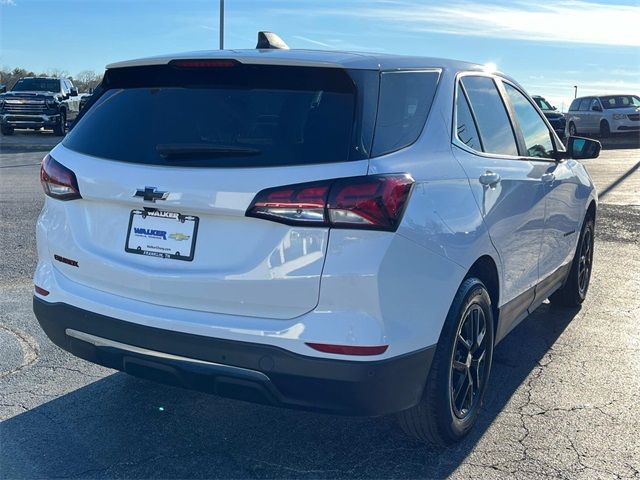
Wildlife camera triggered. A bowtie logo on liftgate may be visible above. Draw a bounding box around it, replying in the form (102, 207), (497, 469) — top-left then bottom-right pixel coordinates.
(134, 186), (169, 203)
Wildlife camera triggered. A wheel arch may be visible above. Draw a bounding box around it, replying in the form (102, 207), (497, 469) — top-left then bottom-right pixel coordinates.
(466, 255), (500, 332)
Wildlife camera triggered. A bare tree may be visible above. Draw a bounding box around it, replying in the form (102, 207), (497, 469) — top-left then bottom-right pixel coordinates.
(74, 70), (102, 92)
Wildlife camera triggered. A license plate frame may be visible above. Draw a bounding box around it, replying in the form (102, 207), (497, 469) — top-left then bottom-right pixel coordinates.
(125, 209), (199, 262)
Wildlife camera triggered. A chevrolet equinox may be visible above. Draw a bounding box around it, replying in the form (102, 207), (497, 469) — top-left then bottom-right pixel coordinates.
(33, 46), (600, 445)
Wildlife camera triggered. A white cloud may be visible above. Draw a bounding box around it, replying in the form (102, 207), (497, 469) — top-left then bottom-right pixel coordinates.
(292, 35), (333, 48)
(282, 1), (640, 47)
(0, 0), (17, 5)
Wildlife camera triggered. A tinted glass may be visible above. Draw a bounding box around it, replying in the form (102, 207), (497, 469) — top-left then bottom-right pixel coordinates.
(455, 87), (482, 151)
(578, 98), (591, 111)
(64, 64), (375, 168)
(569, 99), (580, 111)
(533, 97), (553, 110)
(600, 95), (640, 109)
(372, 71), (440, 156)
(12, 78), (60, 92)
(461, 76), (518, 156)
(504, 84), (554, 159)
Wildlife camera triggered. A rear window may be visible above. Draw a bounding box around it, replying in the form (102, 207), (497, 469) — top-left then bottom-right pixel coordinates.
(64, 63), (376, 168)
(371, 71), (440, 156)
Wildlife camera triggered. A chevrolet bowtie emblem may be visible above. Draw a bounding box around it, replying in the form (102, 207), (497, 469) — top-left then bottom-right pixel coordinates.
(134, 187), (169, 202)
(169, 233), (190, 241)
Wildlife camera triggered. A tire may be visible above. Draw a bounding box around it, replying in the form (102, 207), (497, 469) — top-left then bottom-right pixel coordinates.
(550, 216), (595, 307)
(568, 122), (577, 136)
(397, 277), (494, 445)
(599, 120), (610, 138)
(1, 124), (14, 136)
(53, 111), (66, 136)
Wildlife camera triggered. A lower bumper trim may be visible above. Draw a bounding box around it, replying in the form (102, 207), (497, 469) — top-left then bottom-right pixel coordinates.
(65, 328), (270, 381)
(34, 297), (436, 416)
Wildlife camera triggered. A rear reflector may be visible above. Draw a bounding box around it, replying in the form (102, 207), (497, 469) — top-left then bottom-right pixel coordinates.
(306, 343), (388, 356)
(246, 174), (413, 231)
(40, 154), (81, 201)
(169, 59), (239, 69)
(34, 285), (49, 296)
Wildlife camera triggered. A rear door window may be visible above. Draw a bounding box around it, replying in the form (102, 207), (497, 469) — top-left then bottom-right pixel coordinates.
(504, 84), (554, 159)
(64, 64), (376, 168)
(371, 71), (440, 157)
(460, 76), (518, 156)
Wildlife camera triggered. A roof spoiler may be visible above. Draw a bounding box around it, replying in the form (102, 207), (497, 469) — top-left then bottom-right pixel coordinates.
(256, 31), (289, 50)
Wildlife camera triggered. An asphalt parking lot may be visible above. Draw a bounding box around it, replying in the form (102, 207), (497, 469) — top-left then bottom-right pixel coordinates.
(1, 132), (639, 479)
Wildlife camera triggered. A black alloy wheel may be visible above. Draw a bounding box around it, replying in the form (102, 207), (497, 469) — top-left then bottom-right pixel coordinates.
(450, 303), (489, 419)
(577, 224), (594, 297)
(550, 216), (595, 307)
(397, 277), (494, 445)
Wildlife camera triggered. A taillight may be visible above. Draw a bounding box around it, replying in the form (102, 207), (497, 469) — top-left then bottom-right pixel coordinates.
(246, 174), (413, 231)
(40, 154), (81, 200)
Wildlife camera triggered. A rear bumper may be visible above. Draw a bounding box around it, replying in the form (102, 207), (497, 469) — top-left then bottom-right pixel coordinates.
(33, 297), (436, 416)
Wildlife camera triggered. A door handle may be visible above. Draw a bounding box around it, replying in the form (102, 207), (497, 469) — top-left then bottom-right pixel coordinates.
(542, 173), (556, 183)
(479, 171), (501, 187)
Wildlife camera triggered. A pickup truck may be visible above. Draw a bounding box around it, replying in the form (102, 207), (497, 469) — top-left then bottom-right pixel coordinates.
(0, 77), (80, 136)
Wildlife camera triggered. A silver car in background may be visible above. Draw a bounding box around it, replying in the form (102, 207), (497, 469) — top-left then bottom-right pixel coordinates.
(566, 94), (640, 137)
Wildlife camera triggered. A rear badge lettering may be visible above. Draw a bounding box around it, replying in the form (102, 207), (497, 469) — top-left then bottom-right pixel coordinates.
(54, 254), (79, 267)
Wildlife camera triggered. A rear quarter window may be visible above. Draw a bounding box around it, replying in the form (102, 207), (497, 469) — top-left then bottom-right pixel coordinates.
(371, 70), (440, 157)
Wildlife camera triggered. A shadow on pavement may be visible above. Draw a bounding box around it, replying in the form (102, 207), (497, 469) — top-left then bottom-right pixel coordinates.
(0, 303), (580, 479)
(598, 160), (640, 201)
(591, 133), (639, 150)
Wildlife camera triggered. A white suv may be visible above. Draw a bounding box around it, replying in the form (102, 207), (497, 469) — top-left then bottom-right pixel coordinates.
(566, 94), (640, 137)
(33, 48), (599, 445)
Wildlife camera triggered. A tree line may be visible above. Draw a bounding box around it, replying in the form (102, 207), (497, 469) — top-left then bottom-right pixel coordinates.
(0, 67), (102, 93)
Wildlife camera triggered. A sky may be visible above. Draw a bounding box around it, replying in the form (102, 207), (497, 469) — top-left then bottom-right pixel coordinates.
(1, 0), (639, 111)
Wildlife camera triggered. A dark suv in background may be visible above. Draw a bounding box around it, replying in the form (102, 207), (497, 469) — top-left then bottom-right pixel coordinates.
(532, 95), (566, 139)
(0, 77), (80, 136)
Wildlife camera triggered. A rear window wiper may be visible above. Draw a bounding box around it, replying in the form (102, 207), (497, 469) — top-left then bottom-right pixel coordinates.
(156, 144), (261, 159)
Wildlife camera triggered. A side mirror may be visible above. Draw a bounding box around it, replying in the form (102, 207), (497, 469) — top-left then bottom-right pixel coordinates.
(566, 136), (601, 160)
(591, 105), (602, 112)
(69, 88), (78, 97)
(0, 86), (6, 93)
